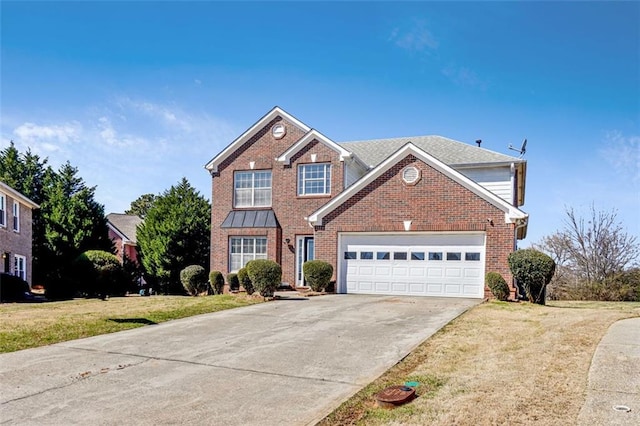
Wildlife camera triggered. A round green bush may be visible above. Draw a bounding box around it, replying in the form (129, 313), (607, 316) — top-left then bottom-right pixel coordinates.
(73, 250), (124, 298)
(209, 270), (225, 295)
(508, 249), (556, 305)
(485, 272), (510, 301)
(226, 273), (240, 292)
(237, 267), (254, 295)
(303, 260), (333, 292)
(245, 259), (282, 297)
(0, 273), (30, 301)
(180, 265), (208, 296)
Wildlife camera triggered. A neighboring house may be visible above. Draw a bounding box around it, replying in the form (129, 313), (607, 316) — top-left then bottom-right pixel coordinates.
(106, 213), (143, 264)
(0, 181), (39, 286)
(205, 107), (528, 298)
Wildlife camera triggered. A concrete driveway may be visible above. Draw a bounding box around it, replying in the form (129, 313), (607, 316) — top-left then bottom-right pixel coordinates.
(0, 294), (479, 425)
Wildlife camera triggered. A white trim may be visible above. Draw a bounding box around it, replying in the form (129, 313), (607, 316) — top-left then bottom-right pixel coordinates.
(308, 143), (528, 226)
(0, 182), (39, 209)
(0, 192), (5, 228)
(204, 107), (311, 173)
(12, 201), (19, 232)
(297, 163), (332, 196)
(275, 129), (353, 165)
(14, 254), (27, 281)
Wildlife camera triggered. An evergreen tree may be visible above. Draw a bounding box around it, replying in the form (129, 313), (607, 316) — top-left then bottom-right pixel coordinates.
(0, 145), (112, 296)
(137, 178), (210, 294)
(125, 193), (157, 219)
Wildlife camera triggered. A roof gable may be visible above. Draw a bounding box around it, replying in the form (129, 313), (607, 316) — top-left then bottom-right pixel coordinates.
(308, 143), (528, 226)
(275, 129), (355, 165)
(106, 213), (143, 243)
(0, 181), (39, 209)
(204, 106), (311, 173)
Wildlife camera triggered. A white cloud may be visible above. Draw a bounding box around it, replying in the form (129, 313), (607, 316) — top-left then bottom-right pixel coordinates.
(601, 131), (640, 182)
(13, 121), (82, 146)
(390, 20), (439, 52)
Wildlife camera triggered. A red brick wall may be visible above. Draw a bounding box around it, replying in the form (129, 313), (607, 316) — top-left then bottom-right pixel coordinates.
(210, 116), (347, 288)
(0, 196), (35, 285)
(314, 155), (517, 298)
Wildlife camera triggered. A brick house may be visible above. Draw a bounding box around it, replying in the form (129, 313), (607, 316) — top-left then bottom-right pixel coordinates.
(205, 107), (528, 298)
(106, 213), (142, 264)
(0, 181), (39, 286)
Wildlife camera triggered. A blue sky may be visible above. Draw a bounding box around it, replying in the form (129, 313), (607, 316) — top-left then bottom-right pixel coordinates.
(1, 1), (638, 246)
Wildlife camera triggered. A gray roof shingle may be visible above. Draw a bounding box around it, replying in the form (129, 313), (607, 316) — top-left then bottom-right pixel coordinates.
(106, 213), (143, 243)
(339, 135), (523, 168)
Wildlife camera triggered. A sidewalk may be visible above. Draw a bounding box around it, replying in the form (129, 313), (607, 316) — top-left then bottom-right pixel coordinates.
(578, 317), (640, 425)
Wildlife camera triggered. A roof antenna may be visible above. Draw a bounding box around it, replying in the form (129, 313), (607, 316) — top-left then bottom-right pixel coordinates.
(475, 139), (482, 147)
(508, 138), (527, 158)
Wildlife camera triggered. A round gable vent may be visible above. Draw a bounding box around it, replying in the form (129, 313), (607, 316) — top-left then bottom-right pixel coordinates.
(402, 166), (420, 184)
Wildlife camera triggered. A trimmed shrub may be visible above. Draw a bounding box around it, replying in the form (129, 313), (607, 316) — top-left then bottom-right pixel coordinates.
(508, 249), (555, 305)
(245, 259), (282, 297)
(227, 273), (240, 292)
(209, 270), (225, 295)
(180, 265), (208, 296)
(303, 260), (333, 292)
(237, 267), (254, 295)
(485, 272), (509, 301)
(73, 250), (125, 298)
(0, 273), (30, 302)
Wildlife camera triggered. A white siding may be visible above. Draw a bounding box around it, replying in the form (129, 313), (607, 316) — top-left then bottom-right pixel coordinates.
(457, 166), (512, 204)
(344, 161), (367, 188)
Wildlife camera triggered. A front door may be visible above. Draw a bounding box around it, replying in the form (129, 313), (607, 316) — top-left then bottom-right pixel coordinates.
(296, 236), (315, 287)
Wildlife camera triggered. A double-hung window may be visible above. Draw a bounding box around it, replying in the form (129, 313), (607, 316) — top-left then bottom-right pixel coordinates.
(0, 193), (5, 227)
(298, 163), (331, 196)
(12, 201), (19, 232)
(234, 171), (272, 208)
(229, 237), (267, 271)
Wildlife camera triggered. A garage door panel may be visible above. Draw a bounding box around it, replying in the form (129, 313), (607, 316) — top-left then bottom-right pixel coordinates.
(375, 281), (391, 292)
(409, 267), (425, 277)
(392, 282), (408, 292)
(445, 268), (462, 278)
(464, 268), (481, 278)
(409, 283), (426, 293)
(342, 233), (485, 298)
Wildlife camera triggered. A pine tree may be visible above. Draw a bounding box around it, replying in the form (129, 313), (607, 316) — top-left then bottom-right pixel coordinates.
(137, 178), (211, 294)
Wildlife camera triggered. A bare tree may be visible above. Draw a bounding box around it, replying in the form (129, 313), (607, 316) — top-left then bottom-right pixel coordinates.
(536, 205), (639, 300)
(563, 206), (639, 282)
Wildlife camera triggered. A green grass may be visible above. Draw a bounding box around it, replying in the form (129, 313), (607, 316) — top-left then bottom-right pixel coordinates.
(0, 294), (262, 353)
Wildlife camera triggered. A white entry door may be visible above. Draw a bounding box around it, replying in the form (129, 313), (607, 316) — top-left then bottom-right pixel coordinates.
(339, 233), (485, 298)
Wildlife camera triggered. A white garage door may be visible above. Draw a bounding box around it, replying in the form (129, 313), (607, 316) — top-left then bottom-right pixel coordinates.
(339, 233), (486, 298)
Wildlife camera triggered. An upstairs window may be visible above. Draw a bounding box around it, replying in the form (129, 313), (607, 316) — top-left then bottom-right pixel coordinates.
(13, 201), (19, 232)
(0, 193), (5, 227)
(298, 163), (331, 196)
(234, 171), (272, 208)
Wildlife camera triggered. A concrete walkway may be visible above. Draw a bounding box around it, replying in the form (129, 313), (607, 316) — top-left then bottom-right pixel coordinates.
(0, 294), (479, 425)
(578, 317), (640, 426)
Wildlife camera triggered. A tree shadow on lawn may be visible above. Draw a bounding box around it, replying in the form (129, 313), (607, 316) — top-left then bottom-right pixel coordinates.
(109, 318), (158, 325)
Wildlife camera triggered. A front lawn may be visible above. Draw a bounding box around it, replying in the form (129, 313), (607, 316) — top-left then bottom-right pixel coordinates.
(320, 300), (640, 426)
(0, 294), (262, 353)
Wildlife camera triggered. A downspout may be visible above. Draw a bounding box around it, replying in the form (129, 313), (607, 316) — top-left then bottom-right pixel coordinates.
(510, 163), (517, 206)
(513, 217), (528, 299)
